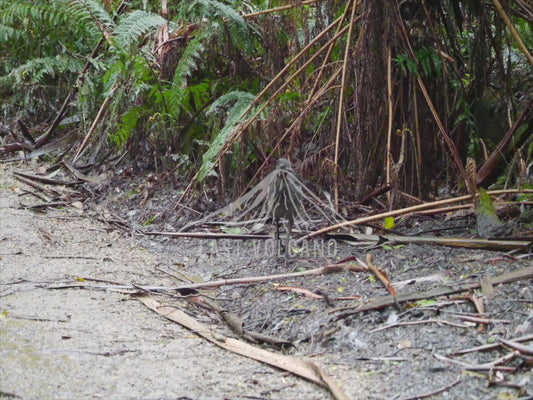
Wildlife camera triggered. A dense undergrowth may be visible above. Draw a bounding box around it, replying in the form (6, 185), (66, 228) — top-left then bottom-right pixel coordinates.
(1, 0), (532, 204)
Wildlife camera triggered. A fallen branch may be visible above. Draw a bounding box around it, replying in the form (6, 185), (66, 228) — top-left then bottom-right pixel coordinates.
(499, 337), (533, 356)
(47, 262), (367, 293)
(331, 266), (533, 319)
(365, 253), (396, 296)
(145, 230), (271, 240)
(137, 295), (349, 400)
(369, 318), (471, 333)
(397, 375), (462, 400)
(458, 315), (511, 325)
(446, 334), (533, 356)
(434, 352), (517, 372)
(13, 171), (80, 186)
(298, 189), (533, 243)
(328, 232), (531, 251)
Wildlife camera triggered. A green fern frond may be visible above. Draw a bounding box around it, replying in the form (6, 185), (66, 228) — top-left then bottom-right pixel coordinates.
(199, 91), (256, 181)
(114, 10), (166, 47)
(166, 32), (207, 119)
(0, 22), (25, 42)
(8, 56), (84, 85)
(68, 0), (114, 30)
(184, 0), (245, 27)
(182, 0), (251, 52)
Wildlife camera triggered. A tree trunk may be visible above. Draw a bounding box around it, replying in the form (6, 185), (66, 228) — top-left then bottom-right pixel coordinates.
(350, 0), (399, 198)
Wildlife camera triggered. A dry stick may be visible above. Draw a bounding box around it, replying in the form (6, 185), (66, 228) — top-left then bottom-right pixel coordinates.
(386, 46), (394, 209)
(139, 295), (349, 400)
(365, 254), (396, 296)
(331, 266), (533, 317)
(397, 375), (462, 400)
(244, 0), (321, 18)
(498, 338), (533, 356)
(370, 319), (470, 333)
(458, 315), (511, 325)
(296, 188), (533, 243)
(12, 171), (79, 187)
(176, 15), (347, 208)
(146, 231), (271, 240)
(492, 0), (533, 67)
(13, 174), (59, 197)
(297, 194), (473, 243)
(447, 334), (533, 357)
(48, 263), (367, 293)
(152, 262), (365, 292)
(333, 0), (358, 211)
(434, 352), (517, 372)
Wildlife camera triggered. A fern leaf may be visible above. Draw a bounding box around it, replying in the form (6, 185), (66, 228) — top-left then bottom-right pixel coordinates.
(198, 91), (256, 181)
(166, 32), (207, 119)
(8, 56), (84, 85)
(68, 0), (114, 30)
(114, 10), (166, 47)
(183, 0), (251, 52)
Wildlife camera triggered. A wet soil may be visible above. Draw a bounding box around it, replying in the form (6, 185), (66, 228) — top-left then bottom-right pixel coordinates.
(1, 161), (532, 400)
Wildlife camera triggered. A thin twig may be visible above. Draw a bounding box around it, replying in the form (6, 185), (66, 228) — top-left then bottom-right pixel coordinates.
(396, 375), (461, 400)
(370, 319), (470, 333)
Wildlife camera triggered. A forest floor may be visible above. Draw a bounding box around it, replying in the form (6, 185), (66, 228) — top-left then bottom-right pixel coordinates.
(1, 160), (532, 400)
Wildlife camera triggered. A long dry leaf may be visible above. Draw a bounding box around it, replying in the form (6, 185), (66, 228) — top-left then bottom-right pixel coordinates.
(137, 295), (349, 400)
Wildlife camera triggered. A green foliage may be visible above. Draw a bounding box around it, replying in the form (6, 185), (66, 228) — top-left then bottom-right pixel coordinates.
(114, 10), (166, 47)
(67, 0), (113, 30)
(0, 0), (97, 118)
(166, 32), (207, 120)
(3, 0), (529, 202)
(198, 91), (256, 181)
(394, 47), (444, 78)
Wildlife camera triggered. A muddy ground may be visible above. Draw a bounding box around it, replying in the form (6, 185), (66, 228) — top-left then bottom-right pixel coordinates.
(1, 160), (532, 400)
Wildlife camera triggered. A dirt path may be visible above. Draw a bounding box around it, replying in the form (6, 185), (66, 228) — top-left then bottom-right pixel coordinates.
(0, 163), (333, 400)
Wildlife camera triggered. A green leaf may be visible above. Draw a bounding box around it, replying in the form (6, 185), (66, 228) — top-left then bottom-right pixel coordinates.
(384, 216), (396, 230)
(198, 91), (256, 181)
(115, 10), (166, 47)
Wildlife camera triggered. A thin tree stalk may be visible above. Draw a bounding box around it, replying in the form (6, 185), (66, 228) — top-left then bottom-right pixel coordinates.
(308, 0), (355, 100)
(386, 46), (394, 208)
(476, 98), (532, 185)
(244, 0), (321, 19)
(334, 0), (358, 211)
(413, 78), (422, 196)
